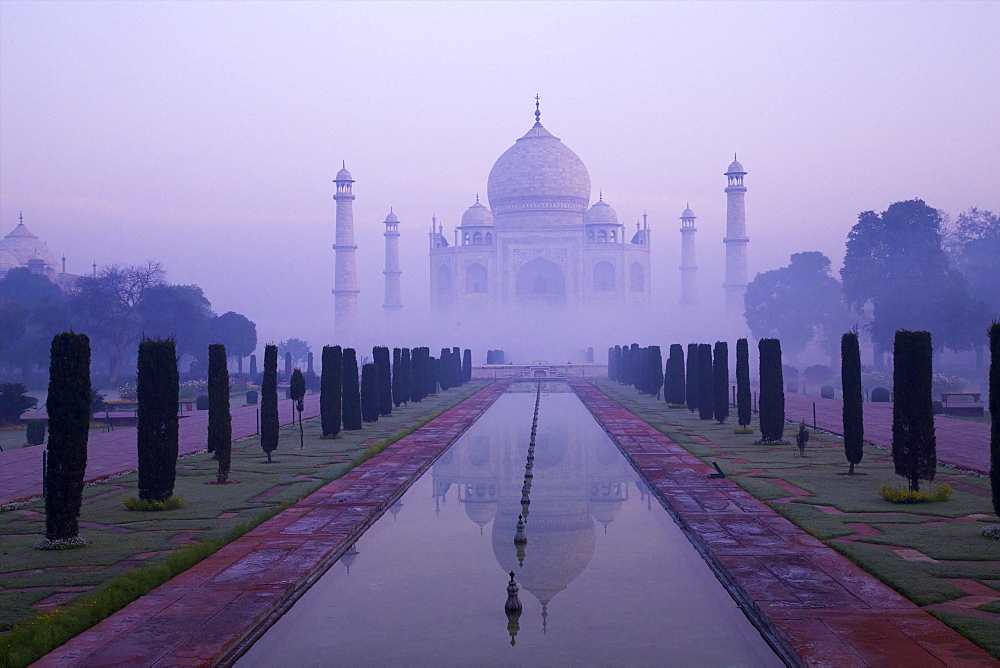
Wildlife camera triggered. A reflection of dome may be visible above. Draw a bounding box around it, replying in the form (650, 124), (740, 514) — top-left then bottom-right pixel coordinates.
(595, 440), (619, 466)
(533, 431), (568, 470)
(585, 199), (618, 225)
(464, 500), (498, 527)
(589, 499), (624, 527)
(487, 121), (590, 213)
(461, 199), (494, 227)
(468, 439), (491, 467)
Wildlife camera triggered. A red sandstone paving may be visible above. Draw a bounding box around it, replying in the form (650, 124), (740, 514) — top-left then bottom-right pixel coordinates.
(33, 381), (511, 668)
(2, 395), (322, 506)
(570, 379), (997, 667)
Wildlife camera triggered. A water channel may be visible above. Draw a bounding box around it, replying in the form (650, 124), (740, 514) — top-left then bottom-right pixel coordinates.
(238, 383), (781, 666)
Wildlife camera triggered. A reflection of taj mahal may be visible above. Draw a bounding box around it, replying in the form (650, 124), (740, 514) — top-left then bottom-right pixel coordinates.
(428, 100), (652, 313)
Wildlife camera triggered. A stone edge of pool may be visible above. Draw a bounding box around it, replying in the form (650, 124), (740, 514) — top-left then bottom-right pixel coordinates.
(570, 379), (997, 668)
(32, 380), (512, 668)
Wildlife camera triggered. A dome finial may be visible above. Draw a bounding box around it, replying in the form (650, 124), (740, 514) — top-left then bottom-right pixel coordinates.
(599, 190), (602, 202)
(19, 211), (23, 225)
(734, 152), (737, 161)
(476, 192), (479, 204)
(534, 94), (541, 124)
(343, 160), (346, 169)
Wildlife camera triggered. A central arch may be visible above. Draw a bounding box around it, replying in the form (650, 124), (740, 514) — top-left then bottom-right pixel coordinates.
(514, 257), (566, 307)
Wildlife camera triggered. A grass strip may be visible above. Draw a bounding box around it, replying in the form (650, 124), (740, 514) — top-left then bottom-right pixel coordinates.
(352, 408), (445, 467)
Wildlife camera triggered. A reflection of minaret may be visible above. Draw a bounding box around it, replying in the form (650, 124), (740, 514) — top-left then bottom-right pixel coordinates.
(332, 163), (359, 338)
(341, 542), (360, 574)
(382, 209), (402, 317)
(679, 204), (698, 308)
(724, 155), (749, 318)
(389, 500), (403, 520)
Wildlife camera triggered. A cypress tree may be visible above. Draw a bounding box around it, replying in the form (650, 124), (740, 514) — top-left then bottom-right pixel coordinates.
(686, 343), (699, 413)
(736, 338), (751, 428)
(400, 347), (411, 404)
(392, 347), (403, 408)
(647, 345), (663, 398)
(249, 354), (257, 378)
(452, 346), (462, 386)
(208, 343), (232, 482)
(892, 330), (936, 491)
(260, 344), (279, 462)
(630, 343), (640, 387)
(342, 348), (363, 430)
(713, 341), (729, 424)
(841, 332), (864, 474)
(989, 321), (999, 517)
(439, 348), (452, 391)
(44, 332), (91, 542)
(361, 362), (379, 423)
(666, 344), (685, 406)
(463, 349), (472, 383)
(410, 347), (424, 403)
(290, 368), (305, 448)
(608, 347), (616, 380)
(137, 337), (180, 499)
(374, 346), (392, 416)
(758, 338), (785, 443)
(320, 346), (342, 438)
(697, 343), (713, 420)
(428, 356), (439, 395)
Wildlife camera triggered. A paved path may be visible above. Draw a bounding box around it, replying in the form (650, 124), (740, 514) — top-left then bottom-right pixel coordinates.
(34, 381), (511, 667)
(1, 396), (319, 506)
(573, 380), (996, 667)
(781, 391), (991, 475)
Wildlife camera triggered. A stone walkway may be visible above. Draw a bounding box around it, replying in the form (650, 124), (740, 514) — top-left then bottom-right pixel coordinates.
(1, 396), (319, 506)
(781, 391), (990, 475)
(34, 381), (510, 667)
(572, 379), (997, 667)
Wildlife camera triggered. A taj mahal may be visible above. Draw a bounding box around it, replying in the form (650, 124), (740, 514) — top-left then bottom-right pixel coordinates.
(330, 99), (749, 345)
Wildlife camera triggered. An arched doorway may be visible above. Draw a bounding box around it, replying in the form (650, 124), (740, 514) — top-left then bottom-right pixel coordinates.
(465, 263), (488, 293)
(515, 257), (566, 307)
(593, 261), (616, 292)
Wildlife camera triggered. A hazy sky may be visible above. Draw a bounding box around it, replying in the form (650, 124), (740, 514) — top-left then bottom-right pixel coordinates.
(2, 1), (997, 353)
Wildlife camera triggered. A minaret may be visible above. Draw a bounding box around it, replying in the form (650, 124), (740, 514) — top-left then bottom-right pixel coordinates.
(723, 155), (749, 318)
(382, 209), (402, 314)
(679, 204), (698, 307)
(332, 162), (359, 337)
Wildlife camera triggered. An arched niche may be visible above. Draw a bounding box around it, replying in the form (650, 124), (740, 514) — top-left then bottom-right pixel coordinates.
(593, 261), (616, 292)
(465, 262), (488, 293)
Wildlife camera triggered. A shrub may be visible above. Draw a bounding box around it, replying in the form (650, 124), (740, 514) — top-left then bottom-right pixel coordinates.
(44, 332), (91, 542)
(399, 347), (411, 404)
(892, 330), (936, 492)
(821, 385), (835, 399)
(374, 346), (392, 416)
(736, 339), (750, 427)
(758, 338), (785, 443)
(439, 348), (452, 392)
(463, 349), (472, 383)
(208, 343), (231, 482)
(260, 344), (279, 462)
(342, 348), (362, 430)
(697, 343), (713, 421)
(123, 496), (186, 511)
(195, 395), (209, 410)
(646, 345), (663, 397)
(320, 345), (342, 437)
(410, 347), (426, 403)
(871, 387), (891, 402)
(245, 389), (258, 405)
(0, 382), (38, 426)
(878, 483), (952, 504)
(666, 344), (685, 406)
(842, 332), (864, 474)
(392, 347), (403, 408)
(290, 367), (305, 448)
(686, 343), (699, 413)
(713, 342), (729, 424)
(931, 400), (944, 415)
(137, 337), (179, 503)
(26, 419), (46, 445)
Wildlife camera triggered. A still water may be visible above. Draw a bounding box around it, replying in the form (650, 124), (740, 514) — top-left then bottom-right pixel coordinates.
(238, 385), (781, 666)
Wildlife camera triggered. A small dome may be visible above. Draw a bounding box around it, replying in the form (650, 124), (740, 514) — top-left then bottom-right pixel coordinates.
(460, 200), (495, 227)
(585, 199), (618, 225)
(681, 206), (695, 219)
(335, 166), (354, 181)
(726, 158), (745, 174)
(384, 210), (398, 223)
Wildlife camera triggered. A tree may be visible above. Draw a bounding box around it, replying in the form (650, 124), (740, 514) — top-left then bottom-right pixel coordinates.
(392, 348), (403, 408)
(713, 341), (729, 424)
(211, 311), (257, 374)
(608, 347), (617, 381)
(70, 261), (165, 382)
(629, 343), (640, 388)
(44, 332), (90, 542)
(136, 337), (179, 501)
(278, 338), (311, 369)
(399, 347), (411, 404)
(0, 268), (70, 382)
(613, 345), (622, 382)
(989, 321), (999, 517)
(463, 349), (472, 383)
(736, 338), (751, 428)
(0, 382), (37, 426)
(208, 343), (232, 482)
(342, 348), (362, 429)
(697, 344), (713, 421)
(320, 345), (342, 438)
(646, 345), (663, 398)
(290, 368), (306, 448)
(284, 352), (292, 380)
(744, 252), (851, 362)
(410, 347), (426, 403)
(666, 344), (685, 406)
(361, 363), (379, 423)
(841, 332), (864, 474)
(452, 346), (462, 386)
(758, 338), (785, 443)
(439, 348), (452, 391)
(374, 346), (392, 417)
(686, 343), (699, 413)
(137, 284), (214, 362)
(892, 330), (936, 491)
(260, 344), (279, 462)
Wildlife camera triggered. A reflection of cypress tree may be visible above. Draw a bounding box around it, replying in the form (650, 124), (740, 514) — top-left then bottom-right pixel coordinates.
(463, 349), (472, 383)
(989, 322), (999, 517)
(713, 341), (729, 424)
(374, 346), (392, 416)
(841, 332), (864, 473)
(45, 332), (91, 541)
(698, 344), (713, 420)
(208, 343), (232, 482)
(758, 338), (785, 443)
(260, 344), (279, 462)
(361, 363), (379, 423)
(320, 345), (342, 437)
(686, 343), (699, 413)
(892, 330), (936, 491)
(391, 347), (403, 408)
(342, 348), (363, 430)
(736, 338), (751, 427)
(137, 337), (180, 499)
(400, 347), (411, 404)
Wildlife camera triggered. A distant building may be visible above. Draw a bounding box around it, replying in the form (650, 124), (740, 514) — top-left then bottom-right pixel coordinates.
(0, 213), (81, 290)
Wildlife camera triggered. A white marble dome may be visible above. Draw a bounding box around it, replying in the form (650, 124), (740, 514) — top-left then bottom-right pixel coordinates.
(487, 122), (591, 213)
(585, 199), (618, 225)
(461, 200), (494, 227)
(681, 206), (696, 219)
(0, 219), (58, 271)
(384, 210), (398, 223)
(335, 166), (354, 181)
(726, 158), (745, 174)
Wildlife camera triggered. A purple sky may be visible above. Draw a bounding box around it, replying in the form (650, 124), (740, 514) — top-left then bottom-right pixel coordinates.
(2, 1), (997, 353)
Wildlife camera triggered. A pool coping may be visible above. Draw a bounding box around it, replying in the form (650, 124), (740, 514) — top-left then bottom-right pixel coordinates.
(33, 380), (512, 668)
(571, 379), (997, 667)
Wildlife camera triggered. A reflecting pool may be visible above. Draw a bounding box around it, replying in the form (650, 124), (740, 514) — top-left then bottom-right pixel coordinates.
(238, 385), (781, 666)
